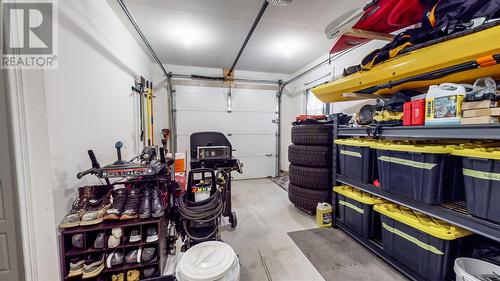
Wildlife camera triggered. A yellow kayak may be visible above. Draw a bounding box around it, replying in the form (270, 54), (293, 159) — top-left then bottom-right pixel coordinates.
(312, 24), (500, 103)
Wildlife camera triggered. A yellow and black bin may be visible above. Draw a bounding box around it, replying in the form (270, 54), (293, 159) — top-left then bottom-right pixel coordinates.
(371, 142), (463, 204)
(334, 138), (378, 184)
(334, 185), (387, 239)
(452, 147), (500, 224)
(374, 203), (473, 281)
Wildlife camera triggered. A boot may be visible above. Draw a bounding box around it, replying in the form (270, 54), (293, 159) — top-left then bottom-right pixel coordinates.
(139, 187), (151, 219)
(105, 188), (128, 220)
(120, 188), (141, 220)
(59, 186), (93, 228)
(150, 187), (164, 218)
(112, 273), (124, 281)
(80, 186), (112, 226)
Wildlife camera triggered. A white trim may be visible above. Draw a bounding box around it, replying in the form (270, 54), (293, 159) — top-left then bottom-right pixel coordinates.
(6, 68), (38, 281)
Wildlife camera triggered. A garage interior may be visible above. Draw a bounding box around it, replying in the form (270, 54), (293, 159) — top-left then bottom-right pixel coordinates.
(2, 0), (500, 281)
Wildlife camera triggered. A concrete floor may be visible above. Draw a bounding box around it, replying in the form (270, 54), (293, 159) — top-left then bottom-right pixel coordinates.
(221, 178), (408, 281)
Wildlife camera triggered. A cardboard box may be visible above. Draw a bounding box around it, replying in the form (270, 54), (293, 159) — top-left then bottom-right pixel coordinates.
(461, 116), (499, 125)
(462, 100), (499, 110)
(463, 108), (500, 118)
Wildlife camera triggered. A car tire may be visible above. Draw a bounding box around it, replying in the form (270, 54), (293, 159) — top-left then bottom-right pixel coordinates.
(288, 144), (332, 168)
(291, 124), (333, 146)
(288, 183), (330, 214)
(289, 164), (331, 190)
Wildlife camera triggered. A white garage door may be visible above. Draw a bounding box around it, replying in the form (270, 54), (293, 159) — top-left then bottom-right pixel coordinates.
(175, 85), (277, 179)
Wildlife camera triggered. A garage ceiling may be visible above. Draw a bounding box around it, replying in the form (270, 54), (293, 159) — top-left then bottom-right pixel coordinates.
(124, 0), (366, 74)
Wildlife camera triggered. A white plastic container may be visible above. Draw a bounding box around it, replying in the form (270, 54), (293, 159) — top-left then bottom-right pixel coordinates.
(176, 241), (240, 281)
(193, 181), (211, 202)
(454, 257), (500, 281)
(425, 83), (466, 125)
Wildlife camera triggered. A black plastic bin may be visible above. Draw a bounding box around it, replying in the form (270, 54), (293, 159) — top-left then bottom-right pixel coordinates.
(372, 142), (462, 204)
(374, 203), (473, 281)
(452, 147), (500, 224)
(335, 138), (378, 184)
(334, 185), (386, 239)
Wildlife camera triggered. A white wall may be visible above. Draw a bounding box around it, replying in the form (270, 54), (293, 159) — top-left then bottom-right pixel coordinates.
(7, 1), (163, 280)
(280, 40), (387, 171)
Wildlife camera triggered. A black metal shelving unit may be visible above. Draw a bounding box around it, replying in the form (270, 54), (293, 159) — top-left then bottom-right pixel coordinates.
(330, 116), (500, 280)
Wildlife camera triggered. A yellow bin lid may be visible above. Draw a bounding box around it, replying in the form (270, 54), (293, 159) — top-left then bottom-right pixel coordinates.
(452, 147), (500, 160)
(374, 204), (472, 240)
(370, 141), (452, 154)
(334, 138), (376, 148)
(333, 185), (387, 205)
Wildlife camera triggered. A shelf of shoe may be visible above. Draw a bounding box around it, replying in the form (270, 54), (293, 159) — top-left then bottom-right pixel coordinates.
(60, 217), (162, 234)
(103, 261), (159, 273)
(123, 241), (159, 248)
(65, 247), (85, 257)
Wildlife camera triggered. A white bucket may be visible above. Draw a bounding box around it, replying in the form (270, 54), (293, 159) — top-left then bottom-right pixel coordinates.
(176, 241), (240, 281)
(454, 258), (500, 281)
(194, 189), (211, 202)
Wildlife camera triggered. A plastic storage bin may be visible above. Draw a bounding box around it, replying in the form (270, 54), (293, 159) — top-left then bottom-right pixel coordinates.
(334, 185), (386, 239)
(335, 138), (378, 183)
(452, 147), (500, 224)
(374, 204), (473, 281)
(371, 142), (461, 204)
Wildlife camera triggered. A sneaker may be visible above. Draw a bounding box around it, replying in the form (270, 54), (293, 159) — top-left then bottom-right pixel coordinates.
(112, 273), (124, 281)
(71, 233), (84, 249)
(106, 250), (124, 268)
(128, 229), (141, 243)
(150, 187), (164, 218)
(80, 187), (112, 226)
(143, 267), (158, 278)
(125, 248), (141, 264)
(82, 253), (105, 279)
(127, 270), (140, 281)
(59, 186), (93, 228)
(67, 257), (85, 277)
(105, 188), (128, 220)
(141, 247), (157, 264)
(139, 188), (151, 219)
(108, 227), (123, 249)
(93, 233), (106, 249)
(145, 228), (158, 243)
(120, 188), (141, 220)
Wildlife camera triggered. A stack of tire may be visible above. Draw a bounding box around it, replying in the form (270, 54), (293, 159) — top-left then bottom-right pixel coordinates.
(288, 123), (332, 214)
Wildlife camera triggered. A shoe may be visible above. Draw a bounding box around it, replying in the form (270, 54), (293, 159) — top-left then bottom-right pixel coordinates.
(71, 233), (84, 249)
(141, 247), (157, 264)
(93, 233), (106, 249)
(128, 229), (141, 243)
(105, 188), (128, 220)
(125, 248), (141, 264)
(67, 257), (85, 277)
(59, 186), (93, 228)
(120, 188), (141, 220)
(143, 267), (158, 278)
(106, 250), (124, 268)
(139, 188), (151, 219)
(82, 253), (105, 279)
(112, 273), (124, 281)
(145, 228), (158, 243)
(150, 187), (165, 218)
(127, 270), (140, 281)
(108, 227), (123, 249)
(80, 186), (112, 226)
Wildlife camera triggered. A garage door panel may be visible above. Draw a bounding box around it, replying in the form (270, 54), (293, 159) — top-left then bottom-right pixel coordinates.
(232, 89), (277, 112)
(175, 86), (227, 111)
(227, 134), (275, 156)
(177, 111), (276, 135)
(233, 156), (275, 179)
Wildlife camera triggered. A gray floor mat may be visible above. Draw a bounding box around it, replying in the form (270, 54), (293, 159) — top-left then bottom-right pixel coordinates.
(288, 227), (408, 281)
(270, 174), (289, 192)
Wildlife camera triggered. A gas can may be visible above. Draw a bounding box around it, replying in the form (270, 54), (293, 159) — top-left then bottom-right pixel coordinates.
(316, 203), (332, 227)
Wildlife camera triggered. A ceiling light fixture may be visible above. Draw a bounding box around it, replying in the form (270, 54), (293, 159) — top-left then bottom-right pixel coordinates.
(266, 0), (292, 7)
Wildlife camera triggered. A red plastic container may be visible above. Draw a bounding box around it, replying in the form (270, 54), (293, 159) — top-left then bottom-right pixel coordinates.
(403, 102), (412, 126)
(411, 99), (425, 125)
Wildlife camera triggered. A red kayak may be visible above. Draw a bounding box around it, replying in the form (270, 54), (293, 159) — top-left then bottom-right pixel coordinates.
(330, 0), (429, 54)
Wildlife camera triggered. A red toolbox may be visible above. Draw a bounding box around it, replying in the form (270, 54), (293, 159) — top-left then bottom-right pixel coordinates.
(411, 98), (425, 125)
(403, 102), (412, 126)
